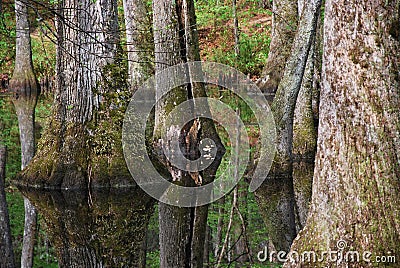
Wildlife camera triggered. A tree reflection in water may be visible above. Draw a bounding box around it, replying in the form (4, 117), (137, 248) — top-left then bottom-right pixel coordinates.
(19, 187), (155, 268)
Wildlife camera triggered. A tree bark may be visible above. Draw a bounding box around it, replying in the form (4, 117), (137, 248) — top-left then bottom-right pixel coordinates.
(17, 0), (127, 188)
(285, 0), (400, 267)
(152, 0), (193, 266)
(9, 1), (39, 267)
(291, 0), (318, 233)
(152, 0), (224, 266)
(255, 0), (322, 253)
(256, 0), (298, 98)
(123, 0), (153, 90)
(0, 141), (15, 268)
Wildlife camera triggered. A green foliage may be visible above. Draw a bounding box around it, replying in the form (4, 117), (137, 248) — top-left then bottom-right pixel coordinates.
(31, 34), (56, 79)
(195, 0), (271, 76)
(0, 99), (21, 181)
(6, 190), (25, 243)
(0, 8), (16, 75)
(6, 191), (58, 267)
(146, 251), (160, 268)
(211, 32), (270, 76)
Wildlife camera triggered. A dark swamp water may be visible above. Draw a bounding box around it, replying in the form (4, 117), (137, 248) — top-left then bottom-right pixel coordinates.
(4, 160), (314, 267)
(18, 187), (155, 267)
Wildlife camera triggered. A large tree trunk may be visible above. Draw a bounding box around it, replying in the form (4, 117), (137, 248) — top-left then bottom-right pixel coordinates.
(0, 140), (15, 268)
(123, 0), (153, 90)
(9, 1), (39, 267)
(152, 0), (223, 266)
(285, 0), (400, 267)
(256, 0), (298, 98)
(17, 0), (128, 188)
(255, 0), (322, 253)
(152, 0), (193, 266)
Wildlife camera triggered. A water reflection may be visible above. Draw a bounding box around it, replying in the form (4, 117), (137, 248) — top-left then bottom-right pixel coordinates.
(19, 187), (155, 268)
(293, 160), (314, 232)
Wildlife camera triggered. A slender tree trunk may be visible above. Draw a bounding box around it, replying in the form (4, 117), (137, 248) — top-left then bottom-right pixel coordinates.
(214, 196), (225, 259)
(255, 0), (322, 253)
(285, 0), (400, 267)
(256, 0), (298, 98)
(123, 0), (153, 90)
(291, 0), (318, 232)
(232, 0), (239, 58)
(9, 1), (39, 267)
(203, 224), (211, 267)
(233, 183), (250, 264)
(20, 198), (37, 268)
(0, 140), (15, 268)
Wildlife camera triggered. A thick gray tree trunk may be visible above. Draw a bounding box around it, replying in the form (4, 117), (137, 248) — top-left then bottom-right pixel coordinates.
(9, 1), (39, 267)
(285, 0), (400, 267)
(0, 138), (15, 268)
(255, 0), (322, 253)
(123, 0), (153, 91)
(18, 0), (125, 188)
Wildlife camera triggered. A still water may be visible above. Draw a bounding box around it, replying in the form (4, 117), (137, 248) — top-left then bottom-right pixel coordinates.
(17, 187), (155, 267)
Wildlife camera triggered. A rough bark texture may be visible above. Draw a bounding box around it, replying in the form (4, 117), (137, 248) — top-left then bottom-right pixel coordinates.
(153, 0), (224, 266)
(123, 0), (154, 90)
(8, 1), (39, 267)
(152, 0), (193, 266)
(292, 161), (314, 232)
(19, 188), (154, 268)
(285, 0), (400, 267)
(255, 0), (321, 253)
(0, 143), (15, 268)
(293, 36), (317, 159)
(256, 0), (298, 98)
(17, 0), (129, 188)
(291, 0), (318, 233)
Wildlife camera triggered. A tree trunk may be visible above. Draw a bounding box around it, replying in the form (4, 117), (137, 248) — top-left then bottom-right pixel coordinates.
(152, 0), (223, 266)
(285, 0), (400, 267)
(255, 0), (322, 253)
(123, 0), (153, 90)
(256, 0), (298, 98)
(18, 0), (127, 188)
(0, 142), (15, 268)
(214, 196), (225, 259)
(20, 198), (37, 268)
(291, 0), (318, 233)
(234, 183), (250, 264)
(9, 1), (39, 267)
(232, 0), (240, 58)
(152, 0), (193, 266)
